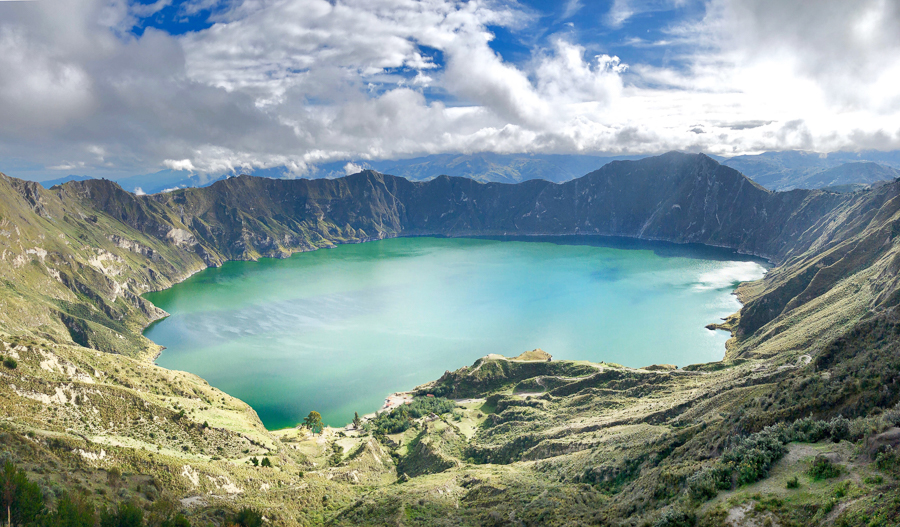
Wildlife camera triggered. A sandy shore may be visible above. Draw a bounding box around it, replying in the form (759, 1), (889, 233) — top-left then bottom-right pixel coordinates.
(361, 391), (413, 421)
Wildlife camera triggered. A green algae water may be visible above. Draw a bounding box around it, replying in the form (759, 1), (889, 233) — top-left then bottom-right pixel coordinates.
(144, 236), (767, 429)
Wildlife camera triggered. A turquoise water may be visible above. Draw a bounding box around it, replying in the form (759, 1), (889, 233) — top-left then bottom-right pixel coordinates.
(144, 236), (767, 429)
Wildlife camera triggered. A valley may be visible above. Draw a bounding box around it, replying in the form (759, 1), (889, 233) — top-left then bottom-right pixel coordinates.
(2, 152), (900, 525)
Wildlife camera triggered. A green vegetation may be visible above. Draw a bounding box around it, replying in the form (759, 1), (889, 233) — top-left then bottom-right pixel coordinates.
(1, 459), (44, 526)
(100, 502), (144, 527)
(367, 397), (456, 435)
(0, 460), (195, 527)
(303, 411), (324, 434)
(328, 444), (343, 467)
(808, 457), (842, 481)
(3, 154), (900, 525)
(229, 507), (263, 527)
(688, 416), (856, 501)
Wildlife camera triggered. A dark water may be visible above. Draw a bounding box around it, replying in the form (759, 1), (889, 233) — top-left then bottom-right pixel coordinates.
(144, 236), (767, 429)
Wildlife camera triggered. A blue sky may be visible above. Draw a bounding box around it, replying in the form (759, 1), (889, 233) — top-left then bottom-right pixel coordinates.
(0, 0), (898, 180)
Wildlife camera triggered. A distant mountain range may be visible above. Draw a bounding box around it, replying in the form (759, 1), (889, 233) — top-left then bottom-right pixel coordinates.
(37, 150), (900, 195)
(319, 152), (642, 184)
(721, 150), (900, 191)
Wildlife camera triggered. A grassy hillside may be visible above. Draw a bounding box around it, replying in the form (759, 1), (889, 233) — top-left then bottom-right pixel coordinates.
(2, 152), (900, 525)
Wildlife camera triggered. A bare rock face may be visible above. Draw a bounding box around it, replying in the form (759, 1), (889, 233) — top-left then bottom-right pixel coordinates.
(866, 427), (900, 459)
(165, 228), (196, 247)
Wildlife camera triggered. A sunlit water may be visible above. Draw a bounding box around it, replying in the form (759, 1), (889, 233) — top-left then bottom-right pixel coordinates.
(144, 236), (767, 429)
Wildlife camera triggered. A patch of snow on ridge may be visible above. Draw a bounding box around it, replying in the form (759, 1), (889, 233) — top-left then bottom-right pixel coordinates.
(694, 261), (767, 291)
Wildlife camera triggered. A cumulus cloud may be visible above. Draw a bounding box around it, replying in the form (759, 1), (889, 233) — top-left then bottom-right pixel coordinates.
(164, 159), (196, 171)
(343, 162), (363, 175)
(0, 0), (897, 179)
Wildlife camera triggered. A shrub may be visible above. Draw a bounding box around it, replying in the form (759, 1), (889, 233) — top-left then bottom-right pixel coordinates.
(654, 508), (697, 527)
(722, 430), (787, 485)
(808, 457), (842, 481)
(161, 513), (192, 527)
(786, 476), (799, 489)
(690, 415), (862, 504)
(687, 466), (730, 501)
(2, 357), (16, 369)
(100, 502), (144, 527)
(875, 448), (900, 473)
(260, 457), (271, 468)
(231, 506), (263, 527)
(328, 443), (343, 466)
(52, 492), (96, 527)
(369, 397), (456, 435)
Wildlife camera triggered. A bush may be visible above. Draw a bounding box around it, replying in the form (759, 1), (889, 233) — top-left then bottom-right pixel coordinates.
(51, 492), (96, 527)
(689, 415), (863, 504)
(786, 476), (799, 489)
(722, 430), (787, 485)
(875, 448), (900, 473)
(654, 508), (697, 527)
(808, 457), (842, 481)
(328, 443), (343, 466)
(231, 506), (263, 527)
(2, 356), (16, 369)
(161, 513), (191, 527)
(687, 466), (731, 501)
(369, 397), (457, 435)
(100, 502), (144, 527)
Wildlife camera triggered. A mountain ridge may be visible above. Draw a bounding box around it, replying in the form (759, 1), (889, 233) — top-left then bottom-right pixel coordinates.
(3, 152), (900, 525)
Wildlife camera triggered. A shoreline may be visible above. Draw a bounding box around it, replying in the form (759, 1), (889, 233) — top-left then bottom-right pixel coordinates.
(136, 233), (767, 434)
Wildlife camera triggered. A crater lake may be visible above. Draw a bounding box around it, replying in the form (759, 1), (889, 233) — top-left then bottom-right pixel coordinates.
(143, 236), (767, 429)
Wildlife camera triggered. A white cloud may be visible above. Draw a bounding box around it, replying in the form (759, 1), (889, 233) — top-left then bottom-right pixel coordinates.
(0, 0), (898, 178)
(561, 0), (583, 20)
(164, 159), (196, 171)
(606, 0), (634, 28)
(343, 162), (363, 175)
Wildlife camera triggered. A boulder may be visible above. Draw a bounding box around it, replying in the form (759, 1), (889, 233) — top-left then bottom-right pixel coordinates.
(866, 427), (900, 459)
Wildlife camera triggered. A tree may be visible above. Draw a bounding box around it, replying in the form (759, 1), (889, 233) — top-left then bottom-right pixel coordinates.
(1, 460), (44, 527)
(106, 467), (122, 491)
(249, 457), (259, 467)
(302, 411), (324, 434)
(50, 493), (96, 527)
(352, 412), (362, 429)
(100, 502), (144, 527)
(260, 457), (271, 468)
